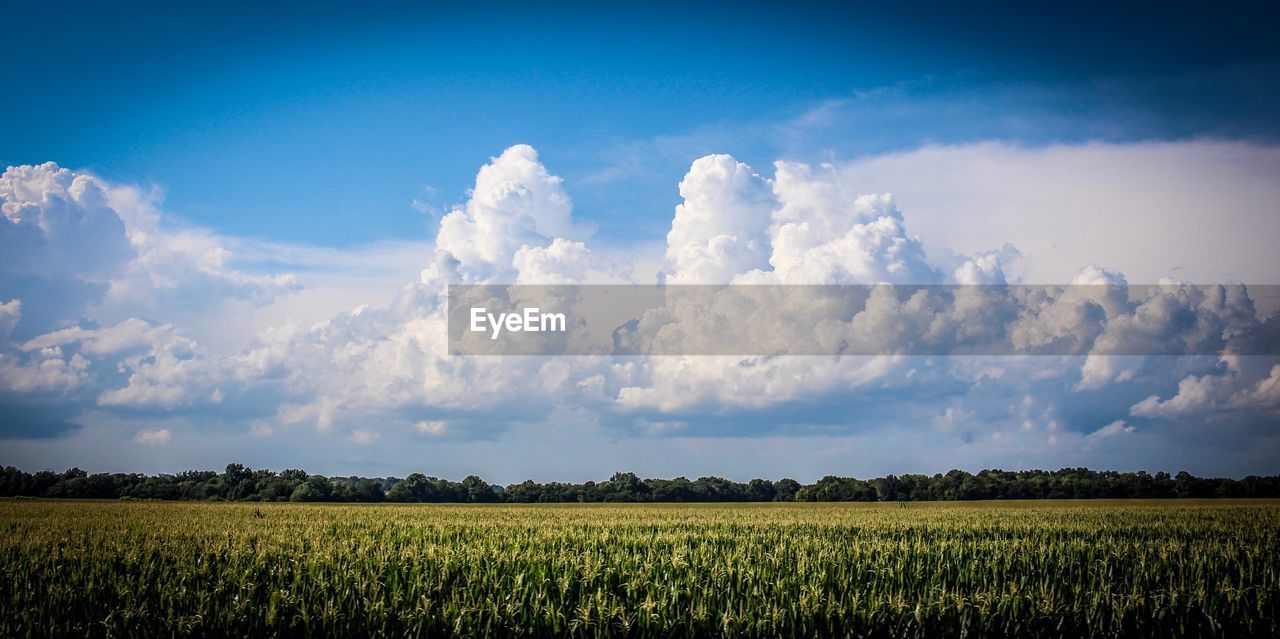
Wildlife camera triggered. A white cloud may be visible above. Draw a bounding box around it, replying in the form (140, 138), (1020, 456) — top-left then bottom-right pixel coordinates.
(1131, 356), (1280, 419)
(415, 420), (448, 436)
(0, 163), (133, 282)
(1088, 420), (1135, 441)
(121, 151), (1280, 427)
(513, 238), (592, 285)
(820, 141), (1280, 285)
(20, 318), (172, 356)
(96, 335), (221, 409)
(0, 346), (91, 394)
(134, 428), (172, 445)
(103, 226), (300, 315)
(0, 299), (19, 341)
(0, 298), (92, 393)
(933, 404), (975, 432)
(1, 162), (300, 347)
(428, 145), (593, 284)
(1, 163), (134, 328)
(663, 155), (773, 285)
(1079, 283), (1259, 390)
(751, 162), (939, 285)
(1237, 364), (1280, 409)
(954, 245), (1018, 285)
(348, 429), (379, 445)
(2, 142), (1277, 474)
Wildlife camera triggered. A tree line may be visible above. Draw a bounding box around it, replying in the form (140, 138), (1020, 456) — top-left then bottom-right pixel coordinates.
(2, 464), (1279, 503)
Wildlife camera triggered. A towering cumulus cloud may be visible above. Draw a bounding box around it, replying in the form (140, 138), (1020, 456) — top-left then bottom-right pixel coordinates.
(0, 163), (134, 332)
(748, 161), (939, 284)
(429, 145), (593, 284)
(663, 155), (773, 285)
(1, 145), (1277, 474)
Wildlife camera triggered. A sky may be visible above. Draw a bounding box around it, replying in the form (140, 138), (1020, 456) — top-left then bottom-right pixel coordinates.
(1, 0), (1278, 481)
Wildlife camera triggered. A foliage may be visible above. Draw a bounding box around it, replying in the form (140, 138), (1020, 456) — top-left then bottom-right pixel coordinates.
(2, 464), (1279, 503)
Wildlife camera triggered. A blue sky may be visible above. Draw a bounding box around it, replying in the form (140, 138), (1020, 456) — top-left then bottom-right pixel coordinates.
(2, 1), (1279, 480)
(6, 1), (1278, 245)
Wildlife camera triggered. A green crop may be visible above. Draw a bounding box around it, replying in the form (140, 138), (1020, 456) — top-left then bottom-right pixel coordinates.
(2, 500), (1277, 637)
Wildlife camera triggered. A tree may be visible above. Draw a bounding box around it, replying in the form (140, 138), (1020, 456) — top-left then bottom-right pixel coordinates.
(3, 463), (1277, 503)
(223, 463), (256, 500)
(387, 473), (432, 502)
(462, 475), (497, 503)
(604, 472), (649, 501)
(773, 478), (801, 502)
(746, 478), (776, 502)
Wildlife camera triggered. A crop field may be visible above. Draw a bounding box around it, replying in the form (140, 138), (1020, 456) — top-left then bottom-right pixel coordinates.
(2, 500), (1278, 638)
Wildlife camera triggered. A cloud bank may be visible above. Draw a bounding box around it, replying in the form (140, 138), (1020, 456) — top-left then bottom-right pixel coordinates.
(2, 143), (1277, 479)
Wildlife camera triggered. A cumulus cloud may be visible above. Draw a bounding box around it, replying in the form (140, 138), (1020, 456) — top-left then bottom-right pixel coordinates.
(1, 162), (298, 342)
(954, 245), (1019, 285)
(663, 155), (773, 285)
(0, 300), (19, 341)
(96, 335), (221, 409)
(103, 226), (300, 316)
(110, 147), (608, 437)
(1077, 282), (1261, 390)
(1089, 419), (1135, 440)
(348, 429), (379, 445)
(21, 318), (173, 356)
(820, 141), (1280, 285)
(0, 346), (91, 394)
(0, 163), (133, 280)
(415, 420), (448, 436)
(133, 428), (172, 445)
(1, 163), (134, 332)
(0, 301), (91, 395)
(754, 162), (939, 284)
(513, 238), (592, 285)
(428, 145), (593, 284)
(2, 144), (1276, 476)
(1130, 356), (1280, 419)
(0, 162), (308, 440)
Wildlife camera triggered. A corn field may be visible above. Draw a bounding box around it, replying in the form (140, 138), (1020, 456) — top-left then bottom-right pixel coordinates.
(2, 500), (1277, 637)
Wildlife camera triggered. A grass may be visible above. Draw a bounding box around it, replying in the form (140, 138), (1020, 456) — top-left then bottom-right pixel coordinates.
(2, 499), (1278, 637)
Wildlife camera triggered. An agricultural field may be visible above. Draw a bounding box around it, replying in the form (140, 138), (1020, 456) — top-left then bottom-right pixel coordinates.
(2, 500), (1278, 638)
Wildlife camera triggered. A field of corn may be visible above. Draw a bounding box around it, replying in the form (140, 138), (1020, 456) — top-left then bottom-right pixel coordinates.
(2, 500), (1278, 638)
